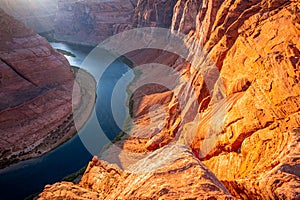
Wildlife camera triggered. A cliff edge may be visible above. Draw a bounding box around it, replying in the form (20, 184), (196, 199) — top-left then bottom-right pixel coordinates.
(40, 0), (299, 199)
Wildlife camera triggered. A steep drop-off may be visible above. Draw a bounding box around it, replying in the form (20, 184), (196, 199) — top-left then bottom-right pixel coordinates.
(40, 0), (300, 199)
(0, 8), (95, 169)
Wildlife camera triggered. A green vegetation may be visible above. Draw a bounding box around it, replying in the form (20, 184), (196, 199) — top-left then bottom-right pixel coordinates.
(71, 65), (80, 77)
(70, 66), (97, 86)
(111, 131), (127, 144)
(56, 48), (76, 57)
(62, 165), (87, 183)
(38, 30), (57, 42)
(129, 97), (134, 118)
(24, 165), (88, 199)
(24, 193), (39, 200)
(117, 55), (135, 68)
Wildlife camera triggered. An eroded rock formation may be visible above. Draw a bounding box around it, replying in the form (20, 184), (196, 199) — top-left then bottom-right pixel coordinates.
(132, 0), (177, 27)
(0, 8), (95, 169)
(53, 0), (178, 45)
(40, 145), (235, 199)
(40, 0), (300, 199)
(54, 0), (137, 45)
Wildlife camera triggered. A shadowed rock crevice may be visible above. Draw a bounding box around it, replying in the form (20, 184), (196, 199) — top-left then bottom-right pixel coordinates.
(0, 57), (38, 87)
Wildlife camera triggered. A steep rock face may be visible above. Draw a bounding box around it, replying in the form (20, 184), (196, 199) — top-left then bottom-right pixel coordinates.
(106, 0), (300, 198)
(39, 145), (235, 199)
(54, 0), (137, 45)
(40, 0), (300, 199)
(132, 0), (177, 28)
(0, 0), (58, 33)
(54, 0), (177, 45)
(0, 9), (95, 169)
(171, 0), (201, 34)
(180, 1), (300, 199)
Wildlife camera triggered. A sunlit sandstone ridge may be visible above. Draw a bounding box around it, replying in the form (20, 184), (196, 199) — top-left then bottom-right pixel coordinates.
(40, 0), (299, 199)
(0, 9), (95, 169)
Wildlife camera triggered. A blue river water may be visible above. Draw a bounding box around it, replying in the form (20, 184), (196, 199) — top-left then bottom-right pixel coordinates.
(0, 42), (133, 199)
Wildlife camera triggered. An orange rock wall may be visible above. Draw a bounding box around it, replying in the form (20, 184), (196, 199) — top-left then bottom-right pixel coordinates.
(39, 0), (300, 199)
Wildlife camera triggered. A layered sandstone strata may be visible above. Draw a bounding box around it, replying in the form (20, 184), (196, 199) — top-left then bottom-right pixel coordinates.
(0, 8), (95, 169)
(132, 0), (177, 27)
(54, 0), (178, 45)
(54, 0), (137, 45)
(40, 0), (300, 199)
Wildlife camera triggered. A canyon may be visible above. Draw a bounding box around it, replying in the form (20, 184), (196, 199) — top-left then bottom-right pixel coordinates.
(39, 0), (300, 199)
(0, 8), (95, 169)
(0, 0), (299, 199)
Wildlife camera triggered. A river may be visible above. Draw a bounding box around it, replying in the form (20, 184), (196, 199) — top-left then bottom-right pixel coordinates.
(0, 42), (133, 199)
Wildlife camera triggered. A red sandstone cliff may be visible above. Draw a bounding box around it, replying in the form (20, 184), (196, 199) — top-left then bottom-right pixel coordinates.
(132, 0), (177, 27)
(0, 8), (95, 169)
(54, 0), (178, 45)
(40, 0), (300, 199)
(54, 0), (137, 45)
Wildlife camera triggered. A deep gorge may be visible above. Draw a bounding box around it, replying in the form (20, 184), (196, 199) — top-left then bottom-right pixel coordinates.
(0, 0), (299, 199)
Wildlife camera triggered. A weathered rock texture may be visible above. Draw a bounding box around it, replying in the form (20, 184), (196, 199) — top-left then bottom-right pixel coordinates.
(54, 0), (178, 45)
(180, 1), (300, 199)
(39, 145), (235, 199)
(40, 0), (300, 199)
(0, 8), (95, 169)
(132, 0), (177, 28)
(54, 0), (137, 45)
(0, 0), (58, 33)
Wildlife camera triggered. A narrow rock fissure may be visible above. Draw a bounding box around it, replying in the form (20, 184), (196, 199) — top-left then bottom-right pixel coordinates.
(0, 57), (38, 87)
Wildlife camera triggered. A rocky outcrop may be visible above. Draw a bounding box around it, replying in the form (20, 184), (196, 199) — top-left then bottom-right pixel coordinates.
(40, 0), (300, 199)
(0, 0), (58, 33)
(0, 8), (95, 169)
(39, 145), (235, 199)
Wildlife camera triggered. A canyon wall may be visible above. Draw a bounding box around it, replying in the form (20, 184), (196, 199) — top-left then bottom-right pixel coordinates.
(0, 8), (95, 169)
(176, 0), (300, 198)
(132, 0), (177, 27)
(40, 0), (300, 199)
(54, 0), (178, 45)
(54, 0), (136, 45)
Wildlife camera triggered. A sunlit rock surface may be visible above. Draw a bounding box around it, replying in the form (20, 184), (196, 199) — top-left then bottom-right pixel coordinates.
(39, 0), (300, 199)
(39, 145), (235, 199)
